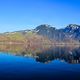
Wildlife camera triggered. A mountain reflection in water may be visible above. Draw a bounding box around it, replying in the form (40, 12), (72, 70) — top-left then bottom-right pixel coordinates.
(0, 44), (80, 64)
(36, 46), (80, 64)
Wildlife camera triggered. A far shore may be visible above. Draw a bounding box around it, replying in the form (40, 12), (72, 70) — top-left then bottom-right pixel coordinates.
(0, 41), (80, 46)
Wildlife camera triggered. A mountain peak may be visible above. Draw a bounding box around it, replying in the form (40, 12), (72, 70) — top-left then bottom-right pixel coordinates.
(64, 24), (80, 33)
(35, 24), (52, 30)
(35, 24), (55, 31)
(66, 24), (80, 29)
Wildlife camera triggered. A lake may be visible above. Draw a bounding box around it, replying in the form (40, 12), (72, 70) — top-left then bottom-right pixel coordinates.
(0, 45), (80, 80)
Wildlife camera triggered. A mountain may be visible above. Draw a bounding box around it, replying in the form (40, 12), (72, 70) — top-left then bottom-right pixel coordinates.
(35, 24), (65, 41)
(0, 24), (80, 44)
(34, 24), (80, 42)
(64, 24), (80, 41)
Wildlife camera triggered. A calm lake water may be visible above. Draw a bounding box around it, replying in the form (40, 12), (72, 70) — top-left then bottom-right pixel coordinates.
(0, 45), (80, 80)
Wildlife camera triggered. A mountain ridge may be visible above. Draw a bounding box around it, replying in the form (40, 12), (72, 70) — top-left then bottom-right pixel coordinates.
(0, 24), (80, 44)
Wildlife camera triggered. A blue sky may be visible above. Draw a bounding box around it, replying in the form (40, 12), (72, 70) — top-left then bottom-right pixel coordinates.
(0, 0), (80, 32)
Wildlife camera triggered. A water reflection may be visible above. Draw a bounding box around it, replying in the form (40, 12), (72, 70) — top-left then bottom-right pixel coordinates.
(35, 47), (80, 64)
(0, 44), (80, 64)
